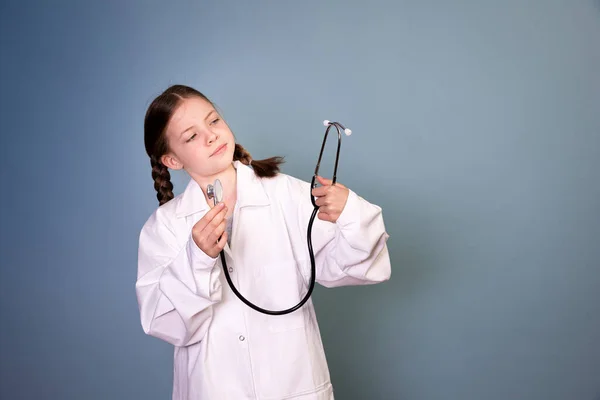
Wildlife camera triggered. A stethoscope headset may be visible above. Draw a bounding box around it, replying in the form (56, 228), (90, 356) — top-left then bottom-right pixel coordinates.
(207, 120), (352, 315)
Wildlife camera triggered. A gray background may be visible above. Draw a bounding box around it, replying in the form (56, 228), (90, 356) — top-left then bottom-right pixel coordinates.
(1, 1), (599, 399)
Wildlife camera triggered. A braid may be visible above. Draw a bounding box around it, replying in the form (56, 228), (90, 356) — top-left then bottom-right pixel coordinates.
(234, 143), (253, 166)
(151, 155), (174, 206)
(234, 143), (284, 178)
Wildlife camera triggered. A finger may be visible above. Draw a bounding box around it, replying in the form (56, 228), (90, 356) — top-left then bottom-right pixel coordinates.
(311, 185), (330, 197)
(198, 218), (225, 248)
(318, 176), (346, 190)
(320, 204), (338, 215)
(317, 211), (333, 222)
(195, 202), (227, 231)
(214, 231), (228, 252)
(207, 202), (227, 220)
(324, 202), (344, 215)
(205, 230), (228, 258)
(316, 176), (333, 186)
(203, 207), (228, 234)
(207, 219), (227, 245)
(315, 196), (327, 207)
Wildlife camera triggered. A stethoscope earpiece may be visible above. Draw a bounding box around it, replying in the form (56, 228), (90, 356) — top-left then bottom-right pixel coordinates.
(324, 119), (351, 136)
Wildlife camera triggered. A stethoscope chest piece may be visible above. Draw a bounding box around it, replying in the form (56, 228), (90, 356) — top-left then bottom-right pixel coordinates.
(207, 179), (224, 206)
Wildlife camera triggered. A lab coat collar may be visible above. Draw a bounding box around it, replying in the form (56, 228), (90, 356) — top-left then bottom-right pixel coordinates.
(175, 160), (270, 218)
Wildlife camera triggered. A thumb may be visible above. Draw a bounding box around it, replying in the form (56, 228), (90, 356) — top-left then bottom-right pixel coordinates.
(316, 175), (333, 186)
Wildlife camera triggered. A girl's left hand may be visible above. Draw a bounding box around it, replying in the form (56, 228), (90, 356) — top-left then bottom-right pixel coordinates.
(312, 176), (350, 223)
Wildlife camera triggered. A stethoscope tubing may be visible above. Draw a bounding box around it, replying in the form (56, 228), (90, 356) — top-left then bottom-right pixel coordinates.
(221, 121), (349, 315)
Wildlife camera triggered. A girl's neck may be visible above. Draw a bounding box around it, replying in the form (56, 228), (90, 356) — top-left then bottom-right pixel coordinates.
(192, 162), (237, 212)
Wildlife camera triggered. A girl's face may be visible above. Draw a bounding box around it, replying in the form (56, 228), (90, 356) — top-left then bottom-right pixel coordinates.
(161, 96), (236, 180)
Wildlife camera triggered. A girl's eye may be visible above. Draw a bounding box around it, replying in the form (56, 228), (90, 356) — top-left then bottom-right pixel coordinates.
(186, 133), (197, 143)
(211, 118), (220, 125)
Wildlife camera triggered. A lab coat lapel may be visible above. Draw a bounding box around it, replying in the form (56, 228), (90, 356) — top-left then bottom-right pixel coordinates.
(174, 161), (270, 261)
(175, 177), (210, 218)
(233, 160), (270, 209)
(226, 161), (270, 261)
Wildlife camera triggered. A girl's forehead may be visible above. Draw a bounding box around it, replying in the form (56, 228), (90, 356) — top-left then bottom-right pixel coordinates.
(174, 98), (212, 120)
(168, 98), (215, 132)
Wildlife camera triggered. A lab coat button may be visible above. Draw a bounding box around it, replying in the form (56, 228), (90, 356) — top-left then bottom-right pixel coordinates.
(229, 267), (234, 273)
(239, 335), (245, 341)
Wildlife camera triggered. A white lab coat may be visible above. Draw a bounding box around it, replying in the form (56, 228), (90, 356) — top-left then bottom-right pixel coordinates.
(136, 160), (391, 400)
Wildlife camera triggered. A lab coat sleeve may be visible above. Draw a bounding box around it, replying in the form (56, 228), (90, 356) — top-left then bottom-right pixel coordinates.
(290, 177), (391, 287)
(135, 210), (222, 347)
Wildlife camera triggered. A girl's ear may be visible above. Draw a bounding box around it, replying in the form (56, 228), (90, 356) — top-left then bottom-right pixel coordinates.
(161, 153), (183, 170)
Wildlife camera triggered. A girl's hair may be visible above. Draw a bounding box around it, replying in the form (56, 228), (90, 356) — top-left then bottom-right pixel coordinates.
(144, 84), (284, 206)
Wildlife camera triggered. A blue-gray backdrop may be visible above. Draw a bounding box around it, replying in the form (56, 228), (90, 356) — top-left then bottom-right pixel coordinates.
(1, 1), (599, 399)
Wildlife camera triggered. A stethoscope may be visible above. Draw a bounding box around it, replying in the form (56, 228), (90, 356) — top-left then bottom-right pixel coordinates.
(207, 120), (352, 315)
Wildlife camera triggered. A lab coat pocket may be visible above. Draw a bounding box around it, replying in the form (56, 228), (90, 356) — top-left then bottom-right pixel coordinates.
(260, 259), (309, 333)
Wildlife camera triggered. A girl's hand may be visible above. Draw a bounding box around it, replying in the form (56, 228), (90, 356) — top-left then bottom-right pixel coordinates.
(311, 176), (350, 223)
(192, 202), (228, 258)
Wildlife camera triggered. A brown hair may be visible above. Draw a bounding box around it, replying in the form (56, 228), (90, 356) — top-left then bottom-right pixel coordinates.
(144, 84), (284, 205)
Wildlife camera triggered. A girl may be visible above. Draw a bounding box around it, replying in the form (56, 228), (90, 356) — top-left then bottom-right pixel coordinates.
(136, 84), (391, 400)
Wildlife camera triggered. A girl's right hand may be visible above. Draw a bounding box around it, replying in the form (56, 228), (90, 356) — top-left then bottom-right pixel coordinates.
(192, 203), (228, 258)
